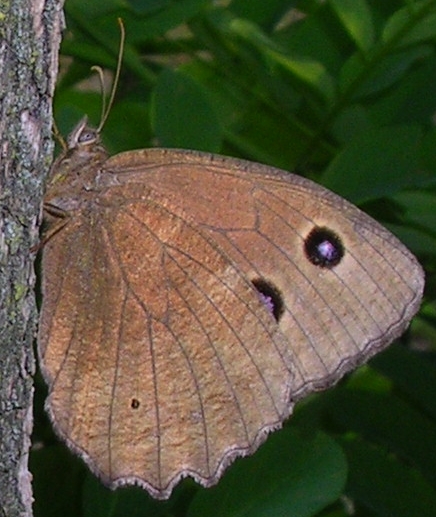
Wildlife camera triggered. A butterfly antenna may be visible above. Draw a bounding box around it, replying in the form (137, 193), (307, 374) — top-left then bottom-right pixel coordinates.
(91, 65), (107, 129)
(52, 118), (68, 151)
(96, 17), (125, 133)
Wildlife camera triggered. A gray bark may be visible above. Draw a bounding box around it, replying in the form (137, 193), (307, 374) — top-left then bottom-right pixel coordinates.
(0, 1), (63, 515)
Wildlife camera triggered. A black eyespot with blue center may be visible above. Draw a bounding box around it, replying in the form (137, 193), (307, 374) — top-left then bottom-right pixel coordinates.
(304, 227), (344, 268)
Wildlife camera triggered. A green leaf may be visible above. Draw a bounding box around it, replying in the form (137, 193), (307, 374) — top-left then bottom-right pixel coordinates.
(269, 50), (336, 104)
(151, 68), (222, 151)
(330, 0), (375, 52)
(321, 125), (423, 203)
(386, 221), (436, 258)
(226, 17), (336, 103)
(104, 100), (153, 153)
(386, 185), (436, 255)
(127, 0), (172, 15)
(229, 0), (294, 30)
(371, 345), (436, 422)
(327, 389), (436, 487)
(31, 445), (86, 517)
(330, 104), (371, 143)
(82, 476), (169, 517)
(382, 1), (436, 48)
(420, 126), (436, 174)
(274, 12), (346, 74)
(66, 0), (124, 18)
(341, 438), (436, 517)
(366, 54), (436, 126)
(124, 0), (210, 42)
(188, 428), (347, 517)
(54, 90), (103, 135)
(339, 45), (433, 99)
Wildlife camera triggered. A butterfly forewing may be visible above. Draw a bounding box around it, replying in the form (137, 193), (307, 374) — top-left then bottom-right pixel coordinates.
(39, 182), (295, 498)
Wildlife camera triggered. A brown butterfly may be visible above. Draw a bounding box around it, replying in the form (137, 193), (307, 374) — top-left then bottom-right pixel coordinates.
(38, 24), (424, 500)
(38, 114), (424, 499)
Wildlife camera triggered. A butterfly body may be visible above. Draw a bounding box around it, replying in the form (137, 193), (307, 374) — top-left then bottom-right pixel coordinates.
(38, 120), (424, 499)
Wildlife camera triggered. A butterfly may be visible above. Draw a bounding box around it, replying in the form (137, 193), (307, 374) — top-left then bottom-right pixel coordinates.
(38, 114), (424, 499)
(37, 22), (424, 499)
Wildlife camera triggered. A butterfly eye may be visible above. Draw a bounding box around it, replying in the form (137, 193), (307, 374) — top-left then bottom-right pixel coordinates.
(78, 129), (97, 144)
(304, 227), (344, 268)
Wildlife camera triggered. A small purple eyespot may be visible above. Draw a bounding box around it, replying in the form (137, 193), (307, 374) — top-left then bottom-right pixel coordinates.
(304, 227), (344, 268)
(252, 278), (284, 322)
(258, 292), (275, 315)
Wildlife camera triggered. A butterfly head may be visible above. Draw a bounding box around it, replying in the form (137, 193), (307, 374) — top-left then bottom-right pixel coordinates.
(47, 19), (124, 194)
(67, 116), (101, 151)
(45, 116), (109, 203)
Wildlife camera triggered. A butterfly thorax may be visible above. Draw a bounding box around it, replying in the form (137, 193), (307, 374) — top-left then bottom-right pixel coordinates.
(44, 117), (109, 213)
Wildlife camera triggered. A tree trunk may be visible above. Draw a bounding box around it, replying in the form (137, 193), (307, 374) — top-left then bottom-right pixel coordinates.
(0, 1), (63, 515)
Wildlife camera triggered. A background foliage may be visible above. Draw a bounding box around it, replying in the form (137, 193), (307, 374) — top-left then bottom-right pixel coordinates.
(32, 1), (436, 516)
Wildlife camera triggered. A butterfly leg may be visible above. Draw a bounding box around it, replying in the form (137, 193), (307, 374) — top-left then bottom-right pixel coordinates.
(32, 203), (71, 252)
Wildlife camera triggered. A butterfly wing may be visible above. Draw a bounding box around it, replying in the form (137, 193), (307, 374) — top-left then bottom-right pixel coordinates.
(103, 149), (424, 398)
(38, 191), (295, 499)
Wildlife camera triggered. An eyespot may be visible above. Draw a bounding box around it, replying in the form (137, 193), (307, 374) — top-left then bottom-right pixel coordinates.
(252, 278), (284, 322)
(304, 227), (344, 268)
